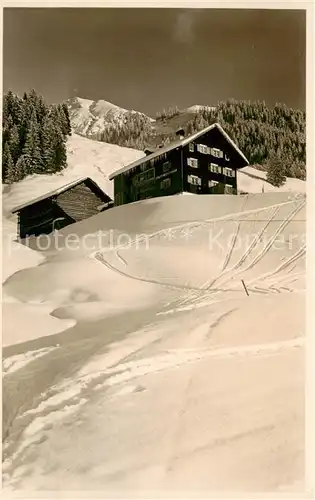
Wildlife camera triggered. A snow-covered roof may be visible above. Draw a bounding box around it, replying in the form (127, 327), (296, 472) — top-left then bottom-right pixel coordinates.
(109, 123), (249, 180)
(11, 177), (111, 213)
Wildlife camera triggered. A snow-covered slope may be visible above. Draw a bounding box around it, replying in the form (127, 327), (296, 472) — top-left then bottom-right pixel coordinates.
(3, 192), (305, 491)
(66, 97), (154, 138)
(185, 104), (216, 113)
(2, 134), (143, 215)
(238, 166), (306, 194)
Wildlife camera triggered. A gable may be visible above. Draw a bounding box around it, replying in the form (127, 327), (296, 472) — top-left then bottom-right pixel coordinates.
(186, 127), (248, 169)
(11, 177), (112, 215)
(109, 123), (248, 180)
(56, 181), (108, 221)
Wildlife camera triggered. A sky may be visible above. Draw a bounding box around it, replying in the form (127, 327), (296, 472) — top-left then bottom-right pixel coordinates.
(3, 8), (306, 116)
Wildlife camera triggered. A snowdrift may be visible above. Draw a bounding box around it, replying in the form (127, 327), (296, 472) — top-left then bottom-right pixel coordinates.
(2, 218), (45, 283)
(238, 166), (306, 194)
(2, 191), (306, 493)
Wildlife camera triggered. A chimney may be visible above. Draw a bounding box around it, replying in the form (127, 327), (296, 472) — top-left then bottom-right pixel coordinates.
(144, 148), (153, 156)
(176, 128), (185, 140)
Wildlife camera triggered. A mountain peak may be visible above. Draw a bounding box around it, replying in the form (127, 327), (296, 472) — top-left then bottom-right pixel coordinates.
(65, 96), (153, 138)
(65, 97), (215, 141)
(66, 96), (94, 110)
(89, 99), (128, 117)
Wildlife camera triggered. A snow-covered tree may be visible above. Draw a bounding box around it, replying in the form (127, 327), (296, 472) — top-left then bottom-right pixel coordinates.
(266, 154), (286, 187)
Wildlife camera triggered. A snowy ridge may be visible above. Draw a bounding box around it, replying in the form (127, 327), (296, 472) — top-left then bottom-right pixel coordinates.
(185, 104), (216, 113)
(66, 97), (218, 139)
(66, 97), (153, 138)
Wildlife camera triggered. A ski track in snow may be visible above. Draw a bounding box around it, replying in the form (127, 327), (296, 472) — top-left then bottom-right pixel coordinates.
(90, 197), (305, 316)
(203, 199), (305, 292)
(220, 194), (249, 273)
(202, 205), (281, 292)
(3, 193), (306, 490)
(177, 199), (304, 310)
(231, 200), (305, 273)
(3, 332), (304, 484)
(90, 198), (305, 311)
(94, 252), (200, 292)
(90, 197), (300, 259)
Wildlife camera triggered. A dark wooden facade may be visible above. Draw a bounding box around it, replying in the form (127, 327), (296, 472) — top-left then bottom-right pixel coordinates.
(110, 124), (249, 206)
(12, 177), (113, 239)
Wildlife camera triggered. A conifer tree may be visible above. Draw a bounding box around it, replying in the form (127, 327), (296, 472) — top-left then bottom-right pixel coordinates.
(2, 89), (70, 182)
(15, 154), (30, 181)
(22, 110), (43, 174)
(53, 123), (67, 172)
(43, 110), (67, 172)
(3, 114), (13, 141)
(55, 104), (67, 138)
(3, 90), (15, 122)
(20, 93), (35, 148)
(28, 89), (39, 110)
(41, 116), (56, 173)
(11, 95), (24, 127)
(2, 142), (14, 183)
(36, 94), (49, 125)
(62, 102), (72, 136)
(9, 124), (21, 164)
(266, 154), (286, 187)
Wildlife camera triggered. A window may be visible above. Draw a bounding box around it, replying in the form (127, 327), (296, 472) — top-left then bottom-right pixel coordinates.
(187, 157), (198, 168)
(223, 167), (235, 177)
(160, 178), (171, 190)
(188, 174), (201, 186)
(225, 153), (230, 161)
(133, 167), (155, 186)
(146, 168), (155, 180)
(163, 161), (172, 173)
(208, 180), (219, 188)
(225, 184), (234, 194)
(211, 147), (223, 158)
(189, 142), (194, 152)
(197, 144), (210, 154)
(209, 163), (222, 174)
